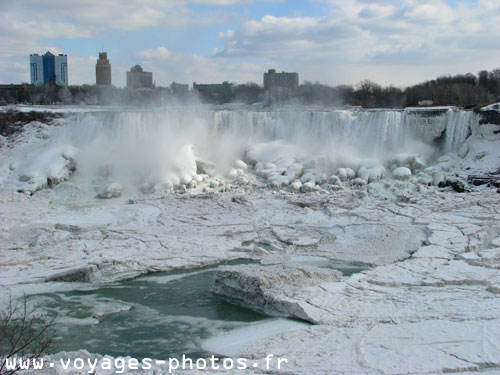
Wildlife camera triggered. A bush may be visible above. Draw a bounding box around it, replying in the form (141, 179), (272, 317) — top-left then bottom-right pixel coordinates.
(0, 297), (55, 375)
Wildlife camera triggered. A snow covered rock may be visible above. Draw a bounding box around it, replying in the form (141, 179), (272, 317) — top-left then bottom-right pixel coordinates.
(195, 159), (216, 176)
(272, 226), (321, 246)
(335, 168), (355, 181)
(327, 175), (342, 186)
(351, 177), (367, 187)
(17, 145), (78, 193)
(234, 159), (248, 171)
(300, 169), (326, 185)
(392, 167), (412, 180)
(367, 165), (387, 183)
(291, 180), (302, 191)
(96, 182), (122, 199)
(213, 264), (342, 321)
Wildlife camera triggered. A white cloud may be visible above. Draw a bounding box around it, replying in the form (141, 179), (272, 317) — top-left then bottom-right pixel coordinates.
(67, 55), (97, 85)
(136, 47), (172, 59)
(1, 0), (250, 32)
(215, 0), (500, 85)
(127, 47), (263, 87)
(1, 0), (499, 87)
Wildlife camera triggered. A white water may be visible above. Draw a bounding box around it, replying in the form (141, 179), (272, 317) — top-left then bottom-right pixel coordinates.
(10, 107), (477, 194)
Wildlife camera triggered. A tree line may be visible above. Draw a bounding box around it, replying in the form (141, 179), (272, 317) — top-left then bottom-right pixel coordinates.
(1, 67), (499, 108)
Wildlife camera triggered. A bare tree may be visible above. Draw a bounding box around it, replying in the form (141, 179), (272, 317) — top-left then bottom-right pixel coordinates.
(0, 297), (55, 375)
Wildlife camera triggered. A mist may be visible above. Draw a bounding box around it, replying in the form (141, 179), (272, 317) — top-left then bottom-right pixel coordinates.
(9, 105), (475, 197)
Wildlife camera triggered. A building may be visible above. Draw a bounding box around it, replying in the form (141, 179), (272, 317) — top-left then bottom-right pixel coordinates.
(170, 82), (189, 95)
(0, 83), (31, 104)
(193, 81), (234, 103)
(263, 69), (298, 90)
(96, 52), (111, 85)
(126, 65), (153, 89)
(30, 51), (68, 86)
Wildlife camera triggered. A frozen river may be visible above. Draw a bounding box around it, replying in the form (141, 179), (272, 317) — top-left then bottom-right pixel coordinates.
(1, 105), (500, 374)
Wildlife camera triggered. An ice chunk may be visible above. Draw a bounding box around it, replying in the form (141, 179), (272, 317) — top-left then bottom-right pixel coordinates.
(234, 159), (248, 171)
(213, 264), (342, 321)
(96, 182), (122, 199)
(392, 167), (412, 180)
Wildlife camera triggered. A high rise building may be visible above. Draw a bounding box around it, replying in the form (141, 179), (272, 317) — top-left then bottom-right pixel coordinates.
(30, 51), (68, 86)
(96, 52), (112, 85)
(263, 69), (298, 90)
(126, 65), (153, 89)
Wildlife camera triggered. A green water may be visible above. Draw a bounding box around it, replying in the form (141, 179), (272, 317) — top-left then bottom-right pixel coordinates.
(33, 266), (267, 359)
(31, 260), (368, 359)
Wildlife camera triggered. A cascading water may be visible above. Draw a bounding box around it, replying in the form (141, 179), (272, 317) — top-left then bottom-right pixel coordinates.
(443, 110), (475, 154)
(12, 106), (479, 195)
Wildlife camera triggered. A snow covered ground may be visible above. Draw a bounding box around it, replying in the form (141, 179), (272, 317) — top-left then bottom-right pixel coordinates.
(1, 105), (500, 374)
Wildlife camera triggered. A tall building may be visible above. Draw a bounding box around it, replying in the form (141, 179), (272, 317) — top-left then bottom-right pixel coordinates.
(96, 52), (111, 85)
(263, 69), (298, 90)
(30, 51), (68, 86)
(126, 65), (153, 89)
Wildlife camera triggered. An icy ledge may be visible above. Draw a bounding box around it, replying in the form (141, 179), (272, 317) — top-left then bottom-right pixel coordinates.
(213, 264), (342, 322)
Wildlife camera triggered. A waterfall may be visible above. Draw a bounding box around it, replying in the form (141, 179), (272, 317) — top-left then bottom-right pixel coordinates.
(443, 110), (475, 154)
(27, 106), (475, 192)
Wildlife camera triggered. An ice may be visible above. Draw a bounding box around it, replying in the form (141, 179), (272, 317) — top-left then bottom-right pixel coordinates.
(202, 319), (309, 357)
(0, 106), (487, 198)
(16, 144), (78, 193)
(212, 263), (343, 321)
(2, 105), (500, 375)
(481, 102), (500, 112)
(392, 166), (412, 180)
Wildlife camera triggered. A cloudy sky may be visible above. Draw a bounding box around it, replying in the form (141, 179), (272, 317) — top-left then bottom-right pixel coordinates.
(1, 0), (499, 88)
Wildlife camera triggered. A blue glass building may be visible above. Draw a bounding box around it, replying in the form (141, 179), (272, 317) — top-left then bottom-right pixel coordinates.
(30, 51), (68, 86)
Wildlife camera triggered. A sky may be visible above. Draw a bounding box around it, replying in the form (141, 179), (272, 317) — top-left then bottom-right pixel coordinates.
(1, 0), (499, 88)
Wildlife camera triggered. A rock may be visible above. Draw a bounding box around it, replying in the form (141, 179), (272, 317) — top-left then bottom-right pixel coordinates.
(213, 264), (342, 321)
(357, 166), (369, 182)
(327, 175), (342, 186)
(231, 195), (248, 205)
(96, 182), (122, 199)
(335, 168), (355, 181)
(45, 266), (95, 282)
(301, 182), (315, 192)
(300, 169), (326, 185)
(458, 143), (468, 158)
(474, 151), (488, 161)
(392, 167), (412, 180)
(272, 226), (321, 246)
(227, 168), (239, 180)
(367, 165), (387, 183)
(351, 177), (367, 187)
(291, 180), (302, 191)
(234, 160), (248, 171)
(433, 170), (445, 186)
(411, 156), (426, 173)
(196, 159), (217, 176)
(468, 175), (498, 187)
(286, 163), (304, 180)
(417, 172), (433, 186)
(9, 161), (18, 171)
(252, 246), (270, 256)
(445, 178), (465, 193)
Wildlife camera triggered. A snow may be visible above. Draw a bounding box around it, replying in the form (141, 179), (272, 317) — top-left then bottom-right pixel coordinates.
(202, 319), (309, 358)
(481, 102), (500, 112)
(392, 166), (412, 180)
(1, 105), (500, 375)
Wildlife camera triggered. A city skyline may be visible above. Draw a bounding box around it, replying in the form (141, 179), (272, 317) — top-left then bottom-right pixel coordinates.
(1, 1), (500, 88)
